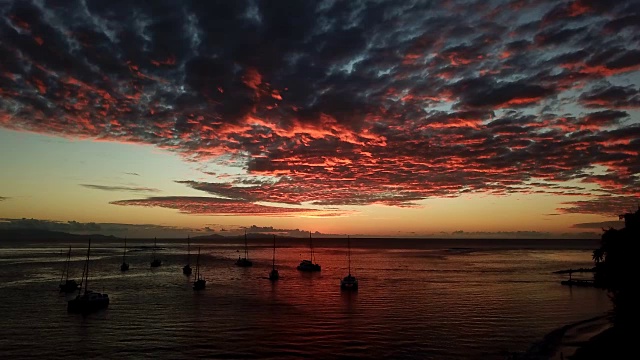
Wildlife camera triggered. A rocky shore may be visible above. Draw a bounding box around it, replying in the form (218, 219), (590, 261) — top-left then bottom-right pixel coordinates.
(519, 315), (612, 359)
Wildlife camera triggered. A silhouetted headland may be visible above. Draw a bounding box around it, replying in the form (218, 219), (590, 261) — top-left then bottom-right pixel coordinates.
(542, 207), (639, 359)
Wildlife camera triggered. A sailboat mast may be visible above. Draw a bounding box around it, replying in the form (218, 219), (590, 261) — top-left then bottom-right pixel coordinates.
(244, 230), (248, 258)
(59, 254), (65, 285)
(196, 247), (200, 279)
(122, 237), (127, 263)
(272, 235), (276, 269)
(348, 235), (351, 275)
(309, 232), (313, 262)
(60, 247), (71, 284)
(79, 250), (87, 291)
(187, 235), (190, 263)
(84, 238), (91, 295)
(66, 247), (71, 281)
(153, 237), (156, 260)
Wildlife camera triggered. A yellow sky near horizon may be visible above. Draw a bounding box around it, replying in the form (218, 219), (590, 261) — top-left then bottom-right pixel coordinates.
(0, 129), (616, 238)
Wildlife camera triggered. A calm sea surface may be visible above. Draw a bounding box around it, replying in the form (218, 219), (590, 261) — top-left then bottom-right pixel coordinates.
(0, 238), (610, 359)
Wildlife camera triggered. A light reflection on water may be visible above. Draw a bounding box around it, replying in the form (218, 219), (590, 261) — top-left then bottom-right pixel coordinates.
(0, 239), (609, 359)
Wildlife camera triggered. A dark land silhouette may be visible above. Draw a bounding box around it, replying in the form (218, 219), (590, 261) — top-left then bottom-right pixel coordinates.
(570, 207), (638, 359)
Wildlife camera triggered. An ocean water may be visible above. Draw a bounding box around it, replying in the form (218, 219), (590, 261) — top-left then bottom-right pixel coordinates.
(0, 238), (610, 359)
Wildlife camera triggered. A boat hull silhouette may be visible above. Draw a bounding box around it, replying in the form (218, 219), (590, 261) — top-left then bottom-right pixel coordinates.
(236, 231), (252, 267)
(183, 264), (192, 275)
(59, 280), (80, 293)
(68, 292), (109, 313)
(269, 269), (279, 281)
(299, 232), (321, 272)
(68, 239), (109, 313)
(193, 279), (206, 291)
(235, 258), (253, 267)
(340, 275), (358, 290)
(150, 259), (162, 267)
(297, 260), (321, 272)
(340, 236), (357, 290)
(59, 247), (79, 292)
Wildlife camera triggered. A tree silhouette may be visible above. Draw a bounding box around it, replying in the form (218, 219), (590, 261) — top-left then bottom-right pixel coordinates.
(593, 207), (638, 330)
(591, 247), (604, 264)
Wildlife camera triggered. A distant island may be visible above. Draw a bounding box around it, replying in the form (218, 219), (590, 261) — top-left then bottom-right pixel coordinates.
(0, 228), (291, 242)
(0, 228), (118, 242)
(0, 229), (603, 254)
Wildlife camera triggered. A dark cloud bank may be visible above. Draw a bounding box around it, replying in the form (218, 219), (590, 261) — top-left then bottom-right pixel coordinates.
(0, 0), (638, 217)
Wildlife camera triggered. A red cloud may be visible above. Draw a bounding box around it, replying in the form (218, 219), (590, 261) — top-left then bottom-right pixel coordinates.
(559, 197), (640, 216)
(497, 96), (545, 108)
(111, 196), (350, 217)
(150, 55), (177, 67)
(561, 61), (640, 78)
(243, 68), (261, 90)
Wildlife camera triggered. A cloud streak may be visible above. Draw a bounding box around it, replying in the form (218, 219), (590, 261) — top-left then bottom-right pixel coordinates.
(110, 196), (350, 217)
(0, 0), (638, 216)
(80, 184), (160, 193)
(558, 197), (640, 216)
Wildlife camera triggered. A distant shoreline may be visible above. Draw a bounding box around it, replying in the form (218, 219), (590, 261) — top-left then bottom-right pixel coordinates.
(0, 230), (601, 252)
(0, 228), (602, 242)
(0, 228), (601, 242)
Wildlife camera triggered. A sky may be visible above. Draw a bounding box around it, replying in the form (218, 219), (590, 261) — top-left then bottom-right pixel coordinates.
(0, 0), (638, 238)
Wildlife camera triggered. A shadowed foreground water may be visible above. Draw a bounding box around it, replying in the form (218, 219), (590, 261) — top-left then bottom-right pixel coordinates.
(0, 239), (609, 359)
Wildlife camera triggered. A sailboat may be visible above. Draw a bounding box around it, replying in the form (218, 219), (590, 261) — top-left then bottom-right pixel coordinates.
(120, 237), (129, 271)
(297, 232), (321, 272)
(183, 235), (192, 275)
(269, 235), (279, 281)
(68, 239), (109, 313)
(235, 230), (253, 267)
(193, 247), (206, 291)
(340, 236), (358, 290)
(150, 237), (162, 267)
(59, 246), (80, 293)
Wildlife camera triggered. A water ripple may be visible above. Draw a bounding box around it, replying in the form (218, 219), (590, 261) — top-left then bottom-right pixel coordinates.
(0, 242), (608, 359)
